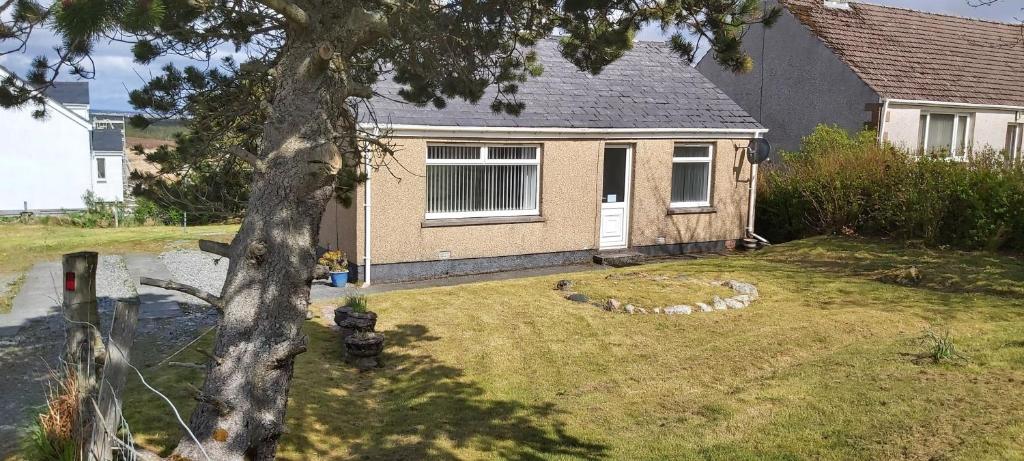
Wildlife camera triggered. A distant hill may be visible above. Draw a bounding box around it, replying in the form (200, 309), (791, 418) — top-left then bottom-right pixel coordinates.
(125, 119), (185, 142)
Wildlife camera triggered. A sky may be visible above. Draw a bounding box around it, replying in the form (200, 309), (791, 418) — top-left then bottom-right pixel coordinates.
(1, 0), (1021, 111)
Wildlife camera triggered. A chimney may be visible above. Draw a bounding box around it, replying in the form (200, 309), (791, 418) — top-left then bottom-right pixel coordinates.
(823, 0), (851, 10)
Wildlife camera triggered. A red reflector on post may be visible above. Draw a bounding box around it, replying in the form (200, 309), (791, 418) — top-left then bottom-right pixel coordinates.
(65, 272), (76, 291)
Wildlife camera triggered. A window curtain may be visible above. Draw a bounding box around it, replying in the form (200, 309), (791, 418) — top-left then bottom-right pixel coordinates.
(427, 164), (538, 214)
(671, 162), (709, 204)
(926, 114), (955, 152)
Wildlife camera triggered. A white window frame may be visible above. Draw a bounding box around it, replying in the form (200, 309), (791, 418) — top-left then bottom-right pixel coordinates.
(425, 144), (542, 220)
(1007, 123), (1023, 161)
(95, 157), (107, 182)
(670, 143), (713, 209)
(919, 112), (973, 159)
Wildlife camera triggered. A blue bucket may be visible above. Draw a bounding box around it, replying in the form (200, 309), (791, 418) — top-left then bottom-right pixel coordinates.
(329, 271), (349, 287)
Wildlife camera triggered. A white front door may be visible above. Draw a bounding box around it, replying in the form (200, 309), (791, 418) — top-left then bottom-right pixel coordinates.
(600, 145), (632, 249)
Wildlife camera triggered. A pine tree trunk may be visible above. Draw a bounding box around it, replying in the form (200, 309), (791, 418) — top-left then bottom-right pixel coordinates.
(172, 42), (343, 461)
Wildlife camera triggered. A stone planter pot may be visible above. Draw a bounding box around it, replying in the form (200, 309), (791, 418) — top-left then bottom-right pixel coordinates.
(333, 306), (353, 327)
(337, 310), (377, 339)
(345, 332), (385, 369)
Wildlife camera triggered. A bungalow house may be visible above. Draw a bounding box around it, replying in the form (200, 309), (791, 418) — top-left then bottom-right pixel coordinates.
(320, 40), (767, 284)
(0, 66), (125, 214)
(697, 0), (1024, 157)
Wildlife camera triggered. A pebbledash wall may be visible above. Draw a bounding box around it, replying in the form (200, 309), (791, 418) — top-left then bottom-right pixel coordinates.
(320, 136), (755, 283)
(883, 102), (1022, 152)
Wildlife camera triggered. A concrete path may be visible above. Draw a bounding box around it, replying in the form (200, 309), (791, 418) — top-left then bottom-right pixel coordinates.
(309, 262), (606, 301)
(124, 253), (199, 319)
(0, 262), (62, 337)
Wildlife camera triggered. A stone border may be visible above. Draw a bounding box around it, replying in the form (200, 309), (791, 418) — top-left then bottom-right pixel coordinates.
(556, 279), (759, 315)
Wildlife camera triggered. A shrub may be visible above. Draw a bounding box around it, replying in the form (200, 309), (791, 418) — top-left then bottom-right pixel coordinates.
(20, 371), (78, 461)
(757, 125), (1024, 251)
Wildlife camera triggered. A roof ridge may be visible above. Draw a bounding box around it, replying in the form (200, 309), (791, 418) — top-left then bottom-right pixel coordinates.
(851, 0), (1022, 28)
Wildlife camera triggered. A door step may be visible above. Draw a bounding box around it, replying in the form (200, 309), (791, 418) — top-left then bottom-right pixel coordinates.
(593, 251), (646, 267)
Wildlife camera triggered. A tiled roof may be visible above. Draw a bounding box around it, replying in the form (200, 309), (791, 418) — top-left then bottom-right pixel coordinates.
(92, 126), (124, 152)
(782, 0), (1024, 106)
(43, 82), (90, 106)
(369, 39), (762, 130)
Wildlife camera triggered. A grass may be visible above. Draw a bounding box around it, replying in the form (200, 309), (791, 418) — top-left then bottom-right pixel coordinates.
(121, 236), (1024, 460)
(0, 274), (26, 314)
(571, 269), (735, 308)
(0, 223), (238, 275)
(125, 119), (185, 141)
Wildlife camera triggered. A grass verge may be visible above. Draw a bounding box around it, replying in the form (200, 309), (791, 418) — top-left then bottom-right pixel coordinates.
(0, 274), (26, 314)
(0, 223), (238, 274)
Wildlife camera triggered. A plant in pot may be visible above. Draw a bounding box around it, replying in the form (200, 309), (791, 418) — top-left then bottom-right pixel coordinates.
(336, 295), (377, 339)
(319, 250), (349, 287)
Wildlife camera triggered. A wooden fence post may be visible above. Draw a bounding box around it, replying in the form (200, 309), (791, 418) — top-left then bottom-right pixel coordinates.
(88, 300), (140, 461)
(62, 251), (102, 461)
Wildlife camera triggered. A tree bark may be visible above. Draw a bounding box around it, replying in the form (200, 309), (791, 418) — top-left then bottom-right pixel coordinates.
(171, 40), (344, 461)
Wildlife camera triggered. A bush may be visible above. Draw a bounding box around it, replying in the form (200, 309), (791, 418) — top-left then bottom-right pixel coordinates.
(757, 125), (1024, 251)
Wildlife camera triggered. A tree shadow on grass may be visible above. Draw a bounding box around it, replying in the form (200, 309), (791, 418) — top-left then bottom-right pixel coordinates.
(756, 237), (1024, 299)
(281, 322), (608, 460)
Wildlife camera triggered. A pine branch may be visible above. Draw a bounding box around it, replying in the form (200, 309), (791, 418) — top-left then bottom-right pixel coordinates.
(140, 277), (223, 308)
(230, 146), (267, 172)
(257, 0), (309, 27)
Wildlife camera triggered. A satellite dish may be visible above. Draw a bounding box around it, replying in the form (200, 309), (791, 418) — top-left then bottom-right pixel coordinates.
(747, 138), (772, 164)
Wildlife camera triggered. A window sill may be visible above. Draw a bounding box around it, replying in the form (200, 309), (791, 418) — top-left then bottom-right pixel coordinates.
(667, 206), (716, 215)
(422, 215), (546, 228)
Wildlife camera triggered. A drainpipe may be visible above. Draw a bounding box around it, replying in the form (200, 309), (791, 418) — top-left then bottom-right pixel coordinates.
(361, 129), (377, 288)
(746, 136), (770, 245)
(877, 98), (890, 147)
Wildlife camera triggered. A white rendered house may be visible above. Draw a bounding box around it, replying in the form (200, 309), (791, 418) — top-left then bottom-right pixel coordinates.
(0, 66), (125, 214)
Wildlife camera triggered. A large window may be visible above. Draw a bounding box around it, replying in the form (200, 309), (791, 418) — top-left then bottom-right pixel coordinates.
(426, 144), (540, 219)
(918, 113), (972, 158)
(670, 144), (713, 208)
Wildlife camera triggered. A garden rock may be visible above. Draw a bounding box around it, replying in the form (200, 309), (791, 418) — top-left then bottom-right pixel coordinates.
(883, 266), (922, 286)
(606, 299), (622, 311)
(567, 293), (589, 303)
(555, 279), (575, 291)
(712, 296), (728, 311)
(733, 295), (752, 306)
(664, 305), (692, 315)
(636, 307), (649, 314)
(624, 304), (636, 314)
(696, 302), (713, 313)
(724, 298), (745, 309)
(653, 308), (662, 314)
(725, 280), (759, 299)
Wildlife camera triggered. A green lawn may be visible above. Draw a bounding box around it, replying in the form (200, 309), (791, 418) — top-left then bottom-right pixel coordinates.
(123, 237), (1024, 460)
(0, 223), (238, 275)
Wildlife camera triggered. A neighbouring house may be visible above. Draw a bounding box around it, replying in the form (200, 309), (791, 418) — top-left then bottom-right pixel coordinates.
(697, 0), (1024, 158)
(320, 40), (767, 284)
(0, 66), (126, 215)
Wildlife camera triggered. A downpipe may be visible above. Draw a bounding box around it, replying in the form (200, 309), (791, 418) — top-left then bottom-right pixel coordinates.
(745, 149), (770, 246)
(361, 129), (376, 288)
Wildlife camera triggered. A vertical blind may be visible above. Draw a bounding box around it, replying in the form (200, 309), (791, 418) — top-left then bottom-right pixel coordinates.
(426, 145), (540, 218)
(670, 145), (712, 206)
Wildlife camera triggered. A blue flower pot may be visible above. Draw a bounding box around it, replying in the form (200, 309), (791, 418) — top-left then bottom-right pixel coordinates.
(329, 271), (349, 287)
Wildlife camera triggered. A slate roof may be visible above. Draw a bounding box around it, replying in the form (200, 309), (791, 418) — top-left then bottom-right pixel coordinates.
(43, 82), (90, 106)
(92, 125), (124, 152)
(782, 0), (1024, 106)
(369, 40), (762, 130)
